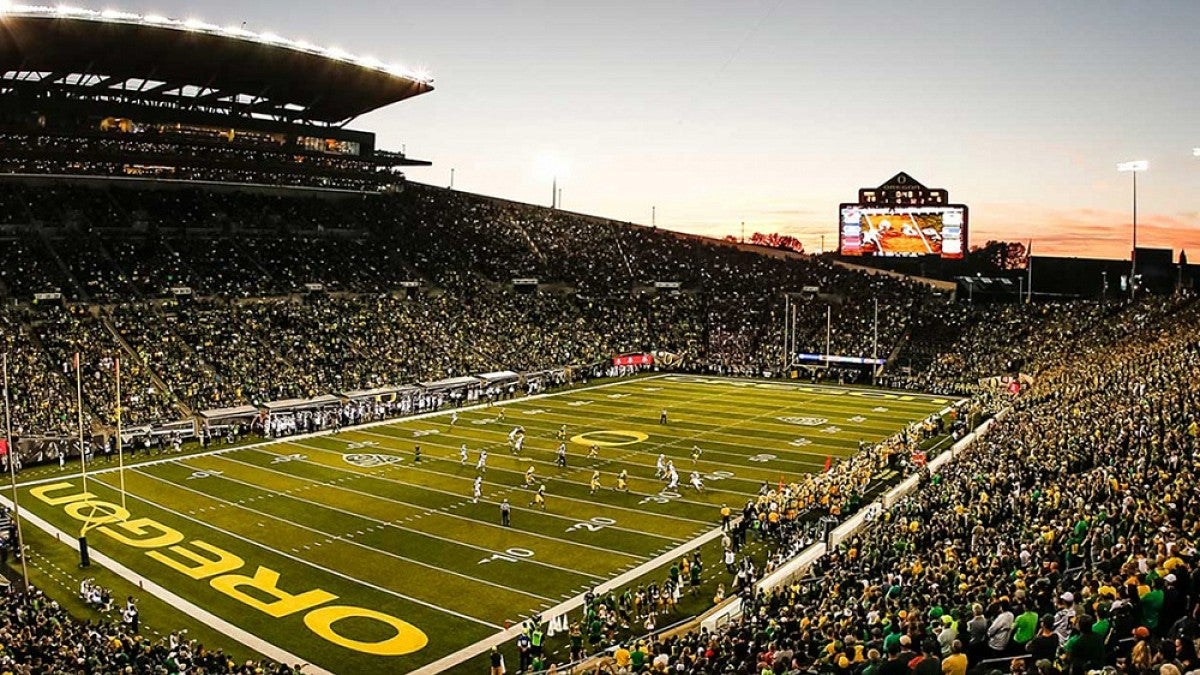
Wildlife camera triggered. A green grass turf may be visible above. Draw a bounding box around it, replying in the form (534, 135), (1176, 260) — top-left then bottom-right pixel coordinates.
(8, 375), (954, 674)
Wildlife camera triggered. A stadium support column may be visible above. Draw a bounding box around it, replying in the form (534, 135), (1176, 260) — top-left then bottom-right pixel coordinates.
(872, 298), (879, 384)
(3, 354), (31, 590)
(782, 295), (790, 371)
(552, 176), (557, 209)
(791, 302), (798, 369)
(825, 306), (832, 365)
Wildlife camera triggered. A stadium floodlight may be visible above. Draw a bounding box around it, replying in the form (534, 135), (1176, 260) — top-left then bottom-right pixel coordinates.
(1116, 160), (1148, 172)
(358, 55), (384, 69)
(1117, 159), (1147, 299)
(1193, 148), (1200, 157)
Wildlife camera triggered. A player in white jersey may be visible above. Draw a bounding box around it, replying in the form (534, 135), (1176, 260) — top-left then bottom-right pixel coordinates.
(655, 454), (666, 478)
(590, 471), (602, 495)
(556, 443), (567, 467)
(472, 476), (483, 503)
(476, 450), (488, 473)
(513, 435), (524, 454)
(690, 446), (702, 464)
(525, 466), (536, 488)
(690, 471), (705, 492)
(450, 411), (459, 426)
(667, 468), (680, 491)
(460, 444), (469, 465)
(617, 469), (629, 492)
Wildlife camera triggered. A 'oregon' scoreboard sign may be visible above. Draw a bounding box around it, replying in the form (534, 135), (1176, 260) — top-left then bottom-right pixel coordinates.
(838, 172), (967, 260)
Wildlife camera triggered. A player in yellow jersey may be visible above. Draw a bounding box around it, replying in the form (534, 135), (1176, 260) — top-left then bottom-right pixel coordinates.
(617, 469), (629, 492)
(530, 484), (546, 509)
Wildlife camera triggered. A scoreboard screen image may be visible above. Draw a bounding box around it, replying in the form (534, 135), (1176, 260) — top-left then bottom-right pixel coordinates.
(839, 205), (967, 259)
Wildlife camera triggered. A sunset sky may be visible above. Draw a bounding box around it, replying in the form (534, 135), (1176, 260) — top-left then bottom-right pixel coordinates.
(117, 0), (1199, 259)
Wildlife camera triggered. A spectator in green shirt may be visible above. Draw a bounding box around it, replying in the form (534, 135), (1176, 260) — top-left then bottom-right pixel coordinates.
(1141, 578), (1164, 630)
(1012, 603), (1040, 646)
(1064, 614), (1105, 675)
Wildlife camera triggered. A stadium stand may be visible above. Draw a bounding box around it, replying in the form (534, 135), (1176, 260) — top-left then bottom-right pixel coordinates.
(0, 11), (1195, 675)
(559, 296), (1200, 675)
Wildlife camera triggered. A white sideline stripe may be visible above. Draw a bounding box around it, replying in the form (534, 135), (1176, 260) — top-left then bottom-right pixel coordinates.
(407, 518), (737, 675)
(12, 374), (670, 491)
(0, 493), (333, 675)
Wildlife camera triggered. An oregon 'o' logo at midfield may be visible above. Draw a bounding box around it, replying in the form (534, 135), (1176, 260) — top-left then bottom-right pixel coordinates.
(571, 430), (649, 447)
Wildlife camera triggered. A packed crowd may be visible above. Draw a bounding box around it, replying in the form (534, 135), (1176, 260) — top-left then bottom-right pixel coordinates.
(0, 585), (304, 674)
(0, 181), (955, 433)
(579, 297), (1200, 675)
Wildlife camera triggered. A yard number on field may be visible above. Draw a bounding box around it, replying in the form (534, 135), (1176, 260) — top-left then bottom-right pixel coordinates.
(477, 547), (535, 565)
(566, 516), (617, 533)
(272, 453), (306, 464)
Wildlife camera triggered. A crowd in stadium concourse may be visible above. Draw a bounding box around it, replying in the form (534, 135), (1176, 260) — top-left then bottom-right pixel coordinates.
(576, 299), (1200, 675)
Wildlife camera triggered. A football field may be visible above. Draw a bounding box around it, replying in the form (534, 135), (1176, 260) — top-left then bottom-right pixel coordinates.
(10, 375), (954, 674)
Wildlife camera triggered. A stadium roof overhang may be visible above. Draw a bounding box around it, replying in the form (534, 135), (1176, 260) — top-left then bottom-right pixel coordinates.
(0, 8), (434, 126)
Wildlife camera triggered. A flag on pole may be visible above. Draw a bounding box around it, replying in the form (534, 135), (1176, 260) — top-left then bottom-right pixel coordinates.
(823, 456), (833, 473)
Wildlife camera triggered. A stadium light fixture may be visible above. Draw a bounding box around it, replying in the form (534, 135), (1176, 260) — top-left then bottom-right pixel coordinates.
(1117, 159), (1147, 300)
(1193, 148), (1200, 157)
(0, 5), (434, 84)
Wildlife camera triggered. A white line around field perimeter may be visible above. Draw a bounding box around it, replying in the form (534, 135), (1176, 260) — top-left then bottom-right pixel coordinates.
(0, 493), (335, 675)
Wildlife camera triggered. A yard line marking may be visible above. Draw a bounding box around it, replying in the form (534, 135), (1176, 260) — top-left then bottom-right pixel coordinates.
(88, 471), (503, 629)
(331, 432), (753, 511)
(148, 464), (559, 604)
(245, 444), (653, 559)
(203, 452), (630, 575)
(286, 440), (701, 534)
